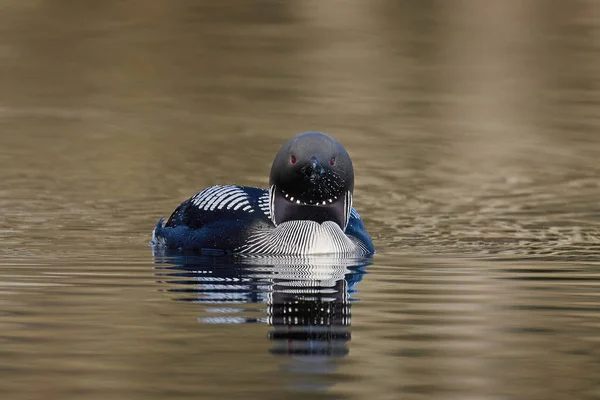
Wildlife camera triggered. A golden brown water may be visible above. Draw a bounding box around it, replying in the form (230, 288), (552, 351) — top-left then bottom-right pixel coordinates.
(1, 1), (600, 399)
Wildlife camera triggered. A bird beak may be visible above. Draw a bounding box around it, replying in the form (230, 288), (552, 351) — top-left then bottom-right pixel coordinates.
(301, 156), (325, 182)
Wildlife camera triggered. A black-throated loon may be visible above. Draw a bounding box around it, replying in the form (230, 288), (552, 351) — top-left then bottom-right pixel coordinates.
(152, 131), (374, 256)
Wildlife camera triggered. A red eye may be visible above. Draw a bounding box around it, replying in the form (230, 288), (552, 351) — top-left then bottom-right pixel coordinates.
(290, 155), (296, 164)
(330, 157), (336, 166)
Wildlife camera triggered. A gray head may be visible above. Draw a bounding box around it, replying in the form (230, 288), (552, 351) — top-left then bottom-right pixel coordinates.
(269, 131), (354, 229)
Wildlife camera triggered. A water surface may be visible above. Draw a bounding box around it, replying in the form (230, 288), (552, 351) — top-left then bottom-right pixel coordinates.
(1, 1), (600, 399)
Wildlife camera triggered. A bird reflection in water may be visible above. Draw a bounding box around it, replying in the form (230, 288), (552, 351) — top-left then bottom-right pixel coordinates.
(153, 249), (369, 360)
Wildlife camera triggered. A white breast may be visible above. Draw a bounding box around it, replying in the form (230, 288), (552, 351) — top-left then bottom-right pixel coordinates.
(236, 220), (369, 255)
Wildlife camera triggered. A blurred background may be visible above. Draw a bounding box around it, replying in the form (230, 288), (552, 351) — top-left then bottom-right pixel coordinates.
(0, 1), (599, 399)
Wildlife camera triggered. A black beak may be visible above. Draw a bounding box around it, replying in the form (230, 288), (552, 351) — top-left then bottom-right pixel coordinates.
(301, 156), (325, 181)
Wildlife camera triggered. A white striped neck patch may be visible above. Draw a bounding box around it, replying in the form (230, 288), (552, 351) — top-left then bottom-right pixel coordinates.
(235, 220), (370, 256)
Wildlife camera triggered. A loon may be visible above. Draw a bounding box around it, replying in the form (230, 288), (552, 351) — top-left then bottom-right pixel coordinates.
(152, 131), (374, 256)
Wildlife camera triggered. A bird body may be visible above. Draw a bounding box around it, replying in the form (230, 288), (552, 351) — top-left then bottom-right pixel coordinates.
(152, 132), (374, 256)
